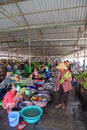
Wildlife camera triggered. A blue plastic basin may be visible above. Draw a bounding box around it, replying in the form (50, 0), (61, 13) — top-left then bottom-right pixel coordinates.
(27, 85), (35, 89)
(20, 106), (43, 124)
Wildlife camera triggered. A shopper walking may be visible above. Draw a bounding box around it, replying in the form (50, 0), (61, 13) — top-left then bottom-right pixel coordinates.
(55, 62), (72, 109)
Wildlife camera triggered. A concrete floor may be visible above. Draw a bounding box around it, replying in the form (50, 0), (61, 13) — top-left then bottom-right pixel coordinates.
(0, 88), (87, 130)
(37, 90), (87, 130)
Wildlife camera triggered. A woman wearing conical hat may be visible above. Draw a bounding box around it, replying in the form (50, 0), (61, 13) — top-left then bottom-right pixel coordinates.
(55, 62), (72, 109)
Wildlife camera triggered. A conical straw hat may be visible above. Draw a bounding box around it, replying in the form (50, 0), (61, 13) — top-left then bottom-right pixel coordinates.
(56, 63), (68, 70)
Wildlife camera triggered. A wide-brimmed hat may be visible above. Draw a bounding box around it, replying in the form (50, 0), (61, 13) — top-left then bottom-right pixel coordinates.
(56, 62), (68, 70)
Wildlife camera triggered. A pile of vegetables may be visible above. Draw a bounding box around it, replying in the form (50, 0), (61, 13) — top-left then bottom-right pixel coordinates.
(31, 96), (42, 101)
(74, 71), (87, 89)
(74, 71), (87, 81)
(20, 79), (27, 86)
(82, 82), (87, 89)
(38, 74), (44, 79)
(31, 61), (40, 69)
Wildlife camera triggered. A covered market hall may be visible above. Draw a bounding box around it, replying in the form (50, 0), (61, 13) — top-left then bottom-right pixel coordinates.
(0, 0), (87, 130)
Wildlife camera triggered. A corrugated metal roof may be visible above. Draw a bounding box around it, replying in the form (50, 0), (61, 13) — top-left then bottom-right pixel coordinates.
(0, 0), (86, 58)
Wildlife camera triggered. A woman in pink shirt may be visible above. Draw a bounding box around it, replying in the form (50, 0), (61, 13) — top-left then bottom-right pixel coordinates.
(2, 84), (21, 113)
(55, 63), (72, 109)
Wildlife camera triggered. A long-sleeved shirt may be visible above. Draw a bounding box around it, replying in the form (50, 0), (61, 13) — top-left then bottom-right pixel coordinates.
(2, 91), (16, 112)
(56, 70), (72, 92)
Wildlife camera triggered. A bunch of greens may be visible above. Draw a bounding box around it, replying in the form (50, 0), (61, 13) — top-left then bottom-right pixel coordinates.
(74, 71), (87, 80)
(31, 61), (40, 69)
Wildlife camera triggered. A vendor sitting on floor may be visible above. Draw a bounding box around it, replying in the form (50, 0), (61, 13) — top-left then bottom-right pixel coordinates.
(2, 83), (21, 113)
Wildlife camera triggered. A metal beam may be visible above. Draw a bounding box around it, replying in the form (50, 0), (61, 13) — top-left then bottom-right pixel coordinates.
(21, 4), (87, 16)
(15, 1), (29, 26)
(0, 37), (87, 43)
(0, 44), (87, 49)
(0, 7), (30, 33)
(0, 21), (86, 32)
(0, 0), (25, 6)
(14, 0), (30, 55)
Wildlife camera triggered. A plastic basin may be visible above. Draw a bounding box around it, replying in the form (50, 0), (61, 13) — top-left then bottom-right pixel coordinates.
(27, 85), (36, 89)
(20, 106), (43, 124)
(32, 101), (47, 108)
(19, 101), (33, 108)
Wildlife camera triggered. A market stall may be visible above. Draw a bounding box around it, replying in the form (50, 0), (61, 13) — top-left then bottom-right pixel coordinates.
(74, 71), (87, 111)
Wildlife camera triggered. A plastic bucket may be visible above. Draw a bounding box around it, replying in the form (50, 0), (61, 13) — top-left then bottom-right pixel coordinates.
(8, 111), (20, 127)
(25, 66), (32, 77)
